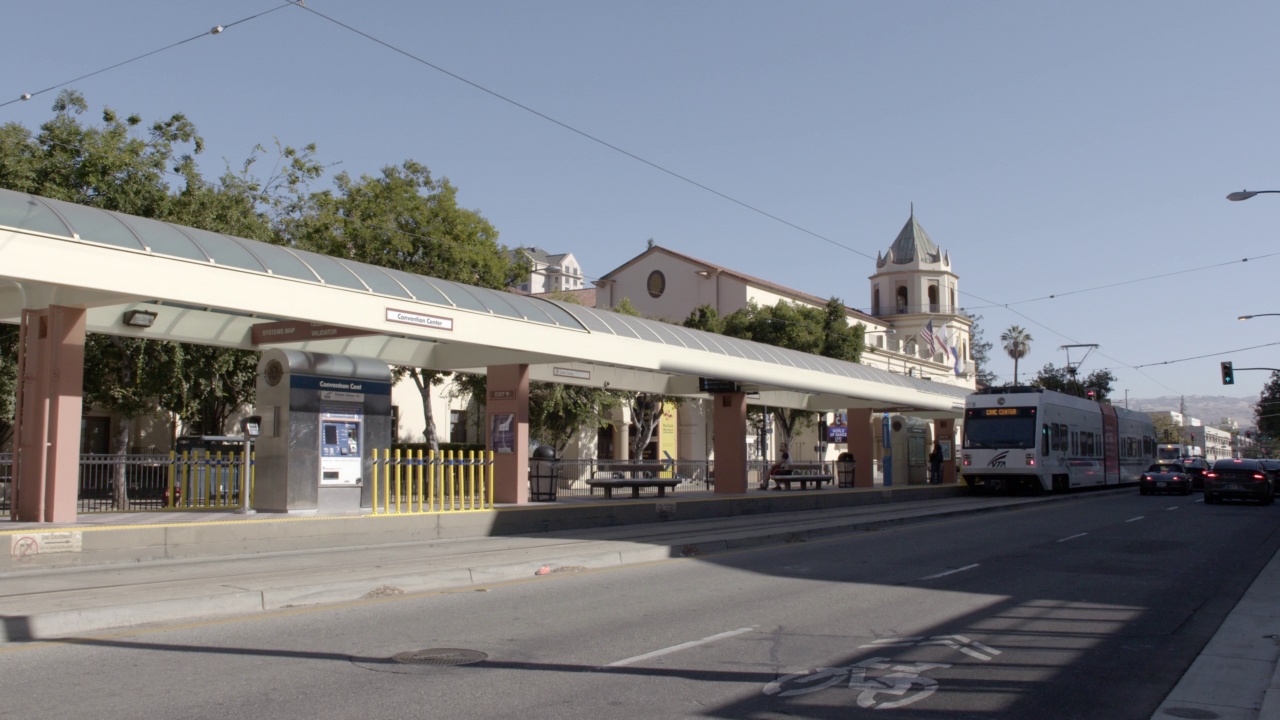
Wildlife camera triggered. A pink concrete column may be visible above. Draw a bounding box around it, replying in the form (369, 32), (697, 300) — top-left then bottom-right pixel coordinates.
(712, 392), (748, 494)
(486, 364), (530, 504)
(14, 306), (86, 523)
(937, 418), (957, 483)
(848, 407), (875, 488)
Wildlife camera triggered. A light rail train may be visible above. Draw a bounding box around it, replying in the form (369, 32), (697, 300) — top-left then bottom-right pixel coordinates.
(961, 387), (1156, 493)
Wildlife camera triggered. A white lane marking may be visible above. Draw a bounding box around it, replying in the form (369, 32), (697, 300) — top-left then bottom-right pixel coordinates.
(920, 563), (979, 580)
(1057, 533), (1088, 543)
(1167, 506), (1179, 511)
(1126, 516), (1144, 523)
(602, 626), (755, 668)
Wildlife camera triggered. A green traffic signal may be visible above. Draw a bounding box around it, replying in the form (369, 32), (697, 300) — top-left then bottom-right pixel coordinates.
(1221, 361), (1235, 385)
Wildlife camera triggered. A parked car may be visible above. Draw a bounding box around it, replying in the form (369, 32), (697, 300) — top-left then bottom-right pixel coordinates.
(1139, 463), (1193, 496)
(1178, 457), (1212, 491)
(1204, 458), (1275, 505)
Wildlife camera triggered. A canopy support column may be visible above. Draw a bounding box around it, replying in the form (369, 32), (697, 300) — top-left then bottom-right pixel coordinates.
(13, 306), (85, 523)
(848, 408), (875, 488)
(712, 392), (748, 494)
(486, 364), (530, 504)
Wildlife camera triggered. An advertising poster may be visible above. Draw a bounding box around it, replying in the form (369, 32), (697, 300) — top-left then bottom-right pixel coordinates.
(492, 413), (515, 454)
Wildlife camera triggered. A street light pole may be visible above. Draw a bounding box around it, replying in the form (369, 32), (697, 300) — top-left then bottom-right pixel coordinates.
(1239, 314), (1280, 321)
(1227, 190), (1280, 201)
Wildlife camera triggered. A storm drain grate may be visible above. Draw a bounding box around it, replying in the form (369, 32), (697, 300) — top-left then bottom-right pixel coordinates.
(392, 648), (488, 666)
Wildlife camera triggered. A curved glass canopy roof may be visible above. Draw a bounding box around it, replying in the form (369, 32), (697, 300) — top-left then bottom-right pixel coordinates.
(0, 187), (968, 402)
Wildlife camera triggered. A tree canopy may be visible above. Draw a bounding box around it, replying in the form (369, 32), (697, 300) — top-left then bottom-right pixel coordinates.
(682, 298), (864, 454)
(1030, 363), (1116, 401)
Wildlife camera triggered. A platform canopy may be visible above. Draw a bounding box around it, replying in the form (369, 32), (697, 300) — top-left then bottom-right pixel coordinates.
(0, 188), (967, 417)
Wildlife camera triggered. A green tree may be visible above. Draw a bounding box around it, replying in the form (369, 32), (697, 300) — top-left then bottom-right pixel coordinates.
(1030, 363), (1115, 401)
(1151, 414), (1183, 444)
(0, 92), (311, 506)
(527, 382), (623, 456)
(0, 324), (17, 450)
(82, 336), (183, 507)
(1001, 325), (1033, 385)
(288, 161), (526, 449)
(160, 345), (260, 436)
(1255, 372), (1280, 452)
(612, 298), (680, 459)
(966, 314), (998, 386)
(683, 304), (725, 334)
(693, 298), (863, 453)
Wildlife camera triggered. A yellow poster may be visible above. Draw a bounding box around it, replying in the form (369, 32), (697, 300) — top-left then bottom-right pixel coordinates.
(658, 401), (678, 476)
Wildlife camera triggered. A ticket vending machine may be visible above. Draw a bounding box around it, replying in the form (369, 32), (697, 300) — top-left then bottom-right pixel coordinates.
(319, 406), (363, 487)
(253, 349), (392, 513)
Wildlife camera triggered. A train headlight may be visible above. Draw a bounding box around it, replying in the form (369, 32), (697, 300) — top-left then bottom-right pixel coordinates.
(962, 453), (971, 466)
(1026, 453), (1035, 466)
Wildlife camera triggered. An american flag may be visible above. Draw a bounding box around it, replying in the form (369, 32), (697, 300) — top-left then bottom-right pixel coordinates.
(918, 320), (941, 355)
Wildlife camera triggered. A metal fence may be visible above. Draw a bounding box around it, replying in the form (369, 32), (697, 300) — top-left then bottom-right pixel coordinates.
(0, 453), (10, 514)
(371, 449), (494, 514)
(1, 451), (254, 514)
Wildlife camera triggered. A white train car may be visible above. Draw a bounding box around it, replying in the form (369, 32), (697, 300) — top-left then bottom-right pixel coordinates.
(961, 387), (1156, 493)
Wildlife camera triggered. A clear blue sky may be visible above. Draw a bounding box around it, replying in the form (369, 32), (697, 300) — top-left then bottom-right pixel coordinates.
(5, 1), (1280, 405)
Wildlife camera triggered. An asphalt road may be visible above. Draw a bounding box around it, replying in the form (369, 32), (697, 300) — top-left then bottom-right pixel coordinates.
(1, 490), (1276, 719)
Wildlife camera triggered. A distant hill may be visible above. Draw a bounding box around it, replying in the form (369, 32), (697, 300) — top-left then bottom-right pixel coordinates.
(1127, 395), (1258, 430)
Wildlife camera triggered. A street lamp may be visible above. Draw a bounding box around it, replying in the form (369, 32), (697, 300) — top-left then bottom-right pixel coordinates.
(1238, 314), (1280, 321)
(1227, 190), (1280, 201)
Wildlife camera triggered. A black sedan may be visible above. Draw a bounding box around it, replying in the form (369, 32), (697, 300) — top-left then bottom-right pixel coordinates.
(1259, 459), (1280, 495)
(1139, 463), (1193, 496)
(1204, 458), (1275, 505)
(1179, 457), (1211, 491)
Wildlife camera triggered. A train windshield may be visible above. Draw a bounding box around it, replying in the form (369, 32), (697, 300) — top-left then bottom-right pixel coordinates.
(964, 406), (1037, 449)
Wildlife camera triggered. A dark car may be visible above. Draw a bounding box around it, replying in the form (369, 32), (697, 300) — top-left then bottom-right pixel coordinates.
(1204, 458), (1275, 505)
(1259, 459), (1280, 495)
(1140, 463), (1193, 496)
(1178, 457), (1212, 491)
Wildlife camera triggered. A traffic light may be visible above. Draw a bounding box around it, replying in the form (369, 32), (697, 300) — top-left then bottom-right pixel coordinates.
(1221, 361), (1235, 385)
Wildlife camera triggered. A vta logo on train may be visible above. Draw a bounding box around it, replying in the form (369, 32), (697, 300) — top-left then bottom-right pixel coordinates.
(989, 451), (1008, 467)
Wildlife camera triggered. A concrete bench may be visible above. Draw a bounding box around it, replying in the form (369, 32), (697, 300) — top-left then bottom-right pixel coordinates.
(769, 474), (835, 491)
(586, 478), (681, 499)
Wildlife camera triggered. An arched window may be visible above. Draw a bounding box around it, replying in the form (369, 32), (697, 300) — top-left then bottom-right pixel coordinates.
(949, 288), (956, 312)
(896, 287), (908, 314)
(872, 288), (881, 316)
(928, 285), (939, 313)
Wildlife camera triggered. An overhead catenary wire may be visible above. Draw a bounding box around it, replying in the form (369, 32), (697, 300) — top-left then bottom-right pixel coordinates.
(0, 3), (296, 110)
(3, 2), (1264, 400)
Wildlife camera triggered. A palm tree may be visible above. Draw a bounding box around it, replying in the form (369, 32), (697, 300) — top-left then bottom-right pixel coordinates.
(1001, 326), (1033, 385)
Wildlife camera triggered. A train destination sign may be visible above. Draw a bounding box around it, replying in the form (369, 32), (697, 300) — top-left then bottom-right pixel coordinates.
(699, 378), (741, 393)
(970, 407), (1035, 418)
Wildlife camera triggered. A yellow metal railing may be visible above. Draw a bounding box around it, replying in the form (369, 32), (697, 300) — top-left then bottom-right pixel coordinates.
(372, 449), (495, 514)
(164, 450), (255, 510)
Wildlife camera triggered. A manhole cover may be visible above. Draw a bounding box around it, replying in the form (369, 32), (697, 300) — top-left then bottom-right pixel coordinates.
(392, 648), (488, 666)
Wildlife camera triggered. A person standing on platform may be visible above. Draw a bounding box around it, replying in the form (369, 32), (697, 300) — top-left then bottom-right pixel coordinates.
(929, 441), (944, 485)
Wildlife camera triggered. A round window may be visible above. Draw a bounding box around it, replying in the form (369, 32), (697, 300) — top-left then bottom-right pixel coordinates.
(646, 270), (666, 298)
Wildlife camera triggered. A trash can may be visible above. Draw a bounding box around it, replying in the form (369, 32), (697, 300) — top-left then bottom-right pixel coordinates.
(837, 452), (856, 488)
(529, 445), (559, 502)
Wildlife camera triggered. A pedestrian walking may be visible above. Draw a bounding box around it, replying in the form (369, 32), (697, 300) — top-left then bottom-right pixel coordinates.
(929, 441), (944, 485)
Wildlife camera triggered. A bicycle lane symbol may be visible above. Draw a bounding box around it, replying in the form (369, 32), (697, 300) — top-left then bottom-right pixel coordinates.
(762, 635), (1002, 710)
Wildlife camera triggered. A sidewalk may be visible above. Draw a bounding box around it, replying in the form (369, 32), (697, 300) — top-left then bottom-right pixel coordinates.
(2, 489), (1278, 718)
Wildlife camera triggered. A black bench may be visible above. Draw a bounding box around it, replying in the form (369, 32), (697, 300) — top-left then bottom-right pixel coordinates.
(769, 474), (835, 491)
(586, 478), (681, 499)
